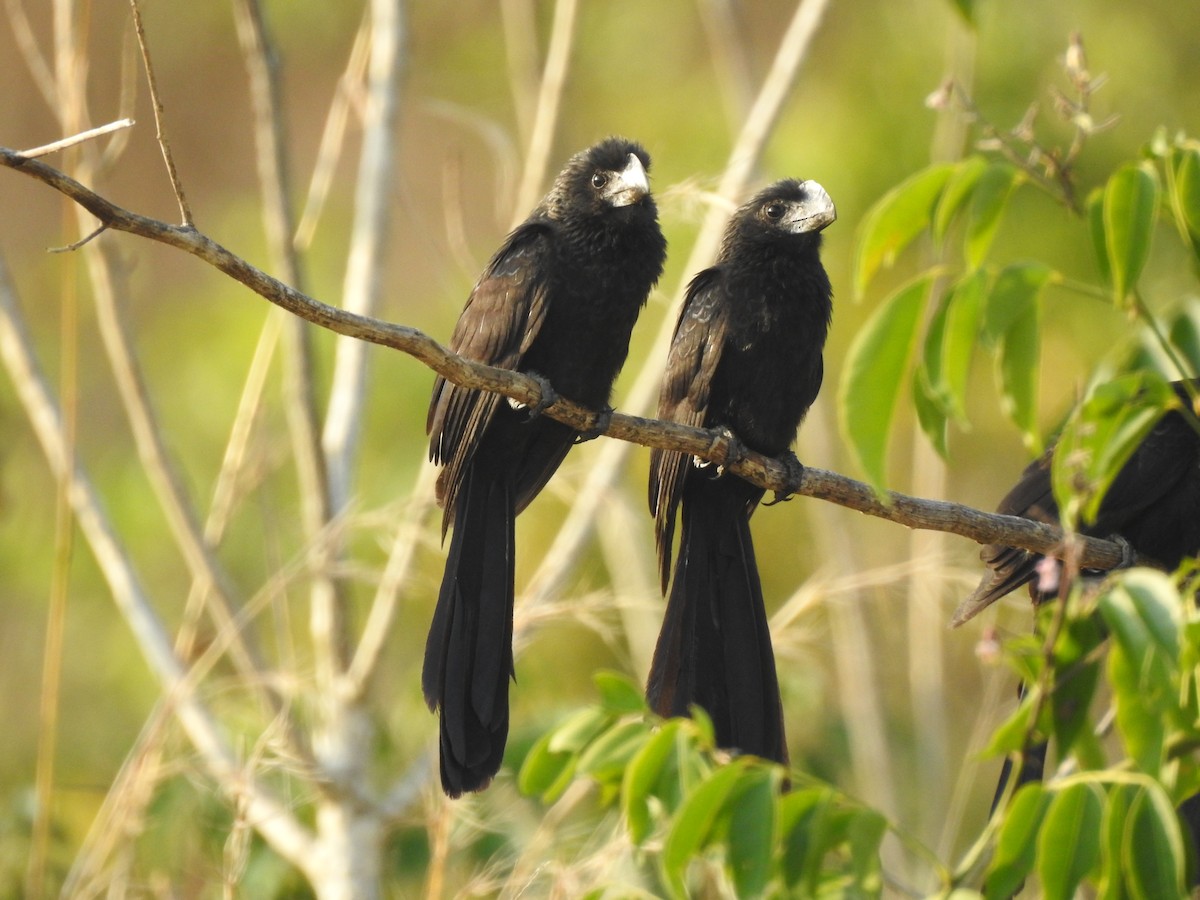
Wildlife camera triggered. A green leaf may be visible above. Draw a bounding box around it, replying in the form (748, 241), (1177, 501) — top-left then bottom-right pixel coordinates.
(986, 783), (1050, 900)
(1087, 188), (1113, 285)
(519, 728), (578, 802)
(933, 155), (989, 242)
(938, 269), (989, 422)
(1120, 569), (1183, 660)
(838, 275), (932, 492)
(1049, 615), (1104, 759)
(982, 263), (1051, 348)
(995, 290), (1042, 453)
(983, 263), (1051, 452)
(1096, 782), (1136, 899)
(779, 788), (834, 890)
(1050, 373), (1174, 526)
(662, 759), (752, 897)
(1036, 782), (1104, 900)
(846, 808), (888, 894)
(1168, 306), (1200, 375)
(965, 164), (1020, 270)
(622, 719), (683, 844)
(1172, 146), (1200, 240)
(854, 163), (954, 296)
(913, 368), (950, 458)
(576, 718), (651, 782)
(1124, 783), (1187, 898)
(726, 767), (778, 899)
(1106, 634), (1168, 777)
(983, 685), (1039, 757)
(593, 670), (648, 714)
(1103, 162), (1161, 306)
(547, 706), (612, 753)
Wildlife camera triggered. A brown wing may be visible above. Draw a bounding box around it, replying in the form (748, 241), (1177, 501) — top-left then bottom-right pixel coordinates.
(427, 223), (553, 529)
(950, 453), (1057, 626)
(648, 268), (729, 591)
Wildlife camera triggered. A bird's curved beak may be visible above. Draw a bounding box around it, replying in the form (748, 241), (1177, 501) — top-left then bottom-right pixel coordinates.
(784, 180), (836, 233)
(608, 153), (651, 207)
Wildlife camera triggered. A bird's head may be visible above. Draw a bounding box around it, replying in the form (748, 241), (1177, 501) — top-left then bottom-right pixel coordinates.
(745, 179), (836, 238)
(544, 137), (656, 221)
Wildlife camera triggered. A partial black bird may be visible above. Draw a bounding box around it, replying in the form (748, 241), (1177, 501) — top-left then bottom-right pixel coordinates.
(953, 378), (1200, 848)
(646, 179), (835, 765)
(424, 138), (666, 796)
(952, 377), (1200, 628)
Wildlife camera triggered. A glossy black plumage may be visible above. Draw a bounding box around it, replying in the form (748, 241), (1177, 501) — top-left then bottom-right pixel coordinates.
(646, 179), (835, 764)
(424, 138), (666, 796)
(952, 378), (1200, 627)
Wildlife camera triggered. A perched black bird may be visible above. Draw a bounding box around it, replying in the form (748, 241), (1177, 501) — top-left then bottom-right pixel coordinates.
(953, 378), (1200, 837)
(952, 377), (1200, 627)
(646, 179), (835, 764)
(424, 138), (666, 796)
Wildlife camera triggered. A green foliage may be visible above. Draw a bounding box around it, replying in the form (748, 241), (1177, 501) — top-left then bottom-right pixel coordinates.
(839, 119), (1200, 493)
(1049, 372), (1177, 527)
(1102, 163), (1161, 307)
(519, 672), (893, 899)
(839, 275), (932, 490)
(971, 569), (1199, 897)
(523, 564), (1200, 896)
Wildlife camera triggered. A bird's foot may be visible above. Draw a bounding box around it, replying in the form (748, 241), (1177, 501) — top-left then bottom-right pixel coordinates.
(574, 405), (614, 443)
(508, 371), (559, 421)
(763, 451), (805, 505)
(693, 425), (746, 477)
(1108, 534), (1137, 569)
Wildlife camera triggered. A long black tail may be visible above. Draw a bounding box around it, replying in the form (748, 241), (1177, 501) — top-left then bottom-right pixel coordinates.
(646, 479), (787, 764)
(422, 462), (515, 796)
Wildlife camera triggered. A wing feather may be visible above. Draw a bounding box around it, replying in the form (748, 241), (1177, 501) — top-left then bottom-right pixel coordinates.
(649, 268), (729, 590)
(428, 222), (555, 529)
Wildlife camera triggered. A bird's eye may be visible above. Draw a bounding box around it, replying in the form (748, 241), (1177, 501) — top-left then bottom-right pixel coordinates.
(591, 172), (609, 189)
(764, 202), (786, 219)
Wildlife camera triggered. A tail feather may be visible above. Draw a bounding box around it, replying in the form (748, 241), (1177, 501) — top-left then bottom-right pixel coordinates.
(423, 463), (515, 797)
(647, 482), (787, 765)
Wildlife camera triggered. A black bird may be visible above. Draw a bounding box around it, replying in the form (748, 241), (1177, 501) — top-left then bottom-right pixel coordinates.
(646, 179), (835, 764)
(952, 378), (1200, 829)
(952, 377), (1200, 628)
(424, 138), (666, 796)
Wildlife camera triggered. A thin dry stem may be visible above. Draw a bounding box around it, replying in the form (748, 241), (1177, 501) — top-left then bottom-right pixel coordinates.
(295, 11), (372, 251)
(510, 0), (578, 222)
(128, 0), (192, 225)
(17, 117), (135, 157)
(322, 0), (405, 514)
(499, 0), (540, 144)
(345, 461), (439, 700)
(5, 0), (57, 109)
(0, 251), (318, 874)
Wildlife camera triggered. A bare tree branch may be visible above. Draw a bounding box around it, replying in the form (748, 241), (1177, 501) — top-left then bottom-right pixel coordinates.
(0, 144), (1138, 576)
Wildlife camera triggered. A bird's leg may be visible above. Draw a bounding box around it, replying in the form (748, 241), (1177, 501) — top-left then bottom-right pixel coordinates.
(763, 450), (805, 505)
(694, 425), (747, 477)
(508, 371), (559, 421)
(574, 405), (614, 443)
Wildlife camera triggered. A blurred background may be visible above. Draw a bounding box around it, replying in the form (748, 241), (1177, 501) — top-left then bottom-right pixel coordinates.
(1, 0), (1199, 894)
